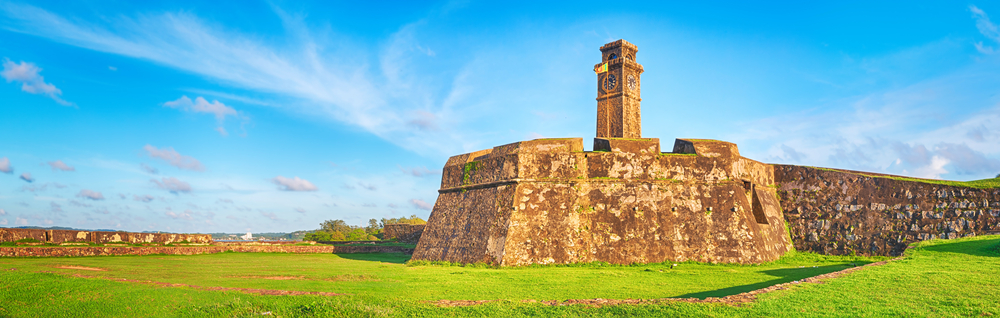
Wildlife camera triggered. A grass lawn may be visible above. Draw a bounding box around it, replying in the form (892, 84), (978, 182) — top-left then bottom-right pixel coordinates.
(0, 235), (998, 317)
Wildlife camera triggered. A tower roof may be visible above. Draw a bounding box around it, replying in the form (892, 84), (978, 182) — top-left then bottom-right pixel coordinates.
(600, 39), (638, 52)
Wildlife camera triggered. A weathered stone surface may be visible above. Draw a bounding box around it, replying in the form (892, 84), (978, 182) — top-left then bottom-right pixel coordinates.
(382, 224), (425, 243)
(0, 228), (211, 245)
(413, 137), (792, 265)
(774, 165), (1000, 256)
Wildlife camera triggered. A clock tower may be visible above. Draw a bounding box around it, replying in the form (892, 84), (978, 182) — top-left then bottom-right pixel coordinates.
(595, 39), (643, 139)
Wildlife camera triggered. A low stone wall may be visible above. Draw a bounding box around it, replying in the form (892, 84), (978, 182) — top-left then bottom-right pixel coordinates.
(332, 245), (415, 254)
(0, 245), (334, 257)
(775, 165), (1000, 256)
(0, 228), (211, 245)
(382, 224), (425, 243)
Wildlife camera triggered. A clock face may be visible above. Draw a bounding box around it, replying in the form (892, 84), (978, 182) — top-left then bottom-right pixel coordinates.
(603, 74), (617, 91)
(627, 75), (637, 91)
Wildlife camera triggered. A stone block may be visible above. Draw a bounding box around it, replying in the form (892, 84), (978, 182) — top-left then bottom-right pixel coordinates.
(593, 137), (659, 154)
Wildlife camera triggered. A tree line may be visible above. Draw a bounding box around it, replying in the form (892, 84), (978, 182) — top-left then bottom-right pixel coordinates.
(303, 215), (426, 241)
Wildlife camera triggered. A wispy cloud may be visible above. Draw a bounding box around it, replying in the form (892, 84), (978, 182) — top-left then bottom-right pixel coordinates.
(151, 177), (192, 194)
(971, 5), (1000, 54)
(143, 145), (205, 171)
(410, 198), (433, 210)
(0, 59), (71, 106)
(19, 172), (33, 183)
(271, 176), (318, 191)
(0, 3), (473, 156)
(400, 166), (437, 177)
(47, 160), (74, 171)
(140, 163), (158, 174)
(133, 195), (154, 203)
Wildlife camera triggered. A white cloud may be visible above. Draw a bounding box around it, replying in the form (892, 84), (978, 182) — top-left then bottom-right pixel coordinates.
(15, 217), (27, 225)
(0, 59), (71, 105)
(19, 172), (33, 183)
(972, 6), (1000, 54)
(0, 219), (6, 225)
(0, 157), (11, 173)
(151, 177), (192, 194)
(76, 189), (105, 200)
(410, 199), (433, 210)
(294, 207), (306, 213)
(271, 176), (317, 191)
(50, 202), (62, 213)
(913, 155), (950, 179)
(165, 209), (193, 220)
(164, 95), (238, 121)
(48, 160), (75, 171)
(133, 194), (154, 202)
(143, 145), (205, 171)
(164, 95), (243, 135)
(0, 208), (5, 216)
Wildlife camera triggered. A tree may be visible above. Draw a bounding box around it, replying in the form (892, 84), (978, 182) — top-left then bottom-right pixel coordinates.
(365, 218), (381, 235)
(346, 228), (369, 241)
(303, 231), (331, 241)
(380, 214), (427, 227)
(320, 219), (352, 233)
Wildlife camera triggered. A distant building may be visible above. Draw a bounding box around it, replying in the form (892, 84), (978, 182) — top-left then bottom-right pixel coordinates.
(241, 232), (252, 240)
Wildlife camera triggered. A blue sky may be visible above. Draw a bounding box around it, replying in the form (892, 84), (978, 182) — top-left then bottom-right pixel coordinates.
(1, 1), (999, 233)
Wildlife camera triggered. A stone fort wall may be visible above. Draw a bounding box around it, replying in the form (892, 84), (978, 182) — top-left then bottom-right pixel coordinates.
(413, 138), (792, 265)
(0, 228), (212, 245)
(774, 165), (1000, 256)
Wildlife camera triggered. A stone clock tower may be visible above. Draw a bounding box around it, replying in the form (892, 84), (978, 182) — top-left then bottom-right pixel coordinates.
(595, 39), (644, 139)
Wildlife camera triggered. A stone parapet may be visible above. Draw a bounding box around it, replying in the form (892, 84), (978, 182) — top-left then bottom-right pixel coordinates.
(0, 245), (333, 257)
(0, 228), (211, 245)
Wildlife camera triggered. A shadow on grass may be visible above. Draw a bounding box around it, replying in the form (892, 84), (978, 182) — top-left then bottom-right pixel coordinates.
(915, 236), (1000, 257)
(334, 252), (412, 264)
(674, 264), (851, 299)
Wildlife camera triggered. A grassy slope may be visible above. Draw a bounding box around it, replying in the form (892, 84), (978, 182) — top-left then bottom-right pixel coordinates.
(810, 166), (1000, 189)
(0, 235), (998, 317)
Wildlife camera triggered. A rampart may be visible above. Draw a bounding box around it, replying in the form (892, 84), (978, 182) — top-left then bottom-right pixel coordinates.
(774, 165), (1000, 256)
(0, 228), (211, 245)
(382, 224), (425, 243)
(0, 245), (333, 257)
(413, 138), (792, 265)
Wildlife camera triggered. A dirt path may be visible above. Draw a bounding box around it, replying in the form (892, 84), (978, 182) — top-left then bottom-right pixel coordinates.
(433, 257), (902, 307)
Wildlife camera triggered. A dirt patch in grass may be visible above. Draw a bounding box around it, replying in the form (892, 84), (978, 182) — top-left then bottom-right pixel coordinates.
(54, 266), (107, 271)
(71, 274), (346, 296)
(230, 276), (306, 280)
(432, 257), (902, 308)
(325, 274), (379, 282)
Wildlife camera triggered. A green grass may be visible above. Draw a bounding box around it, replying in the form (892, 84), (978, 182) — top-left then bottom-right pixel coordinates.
(811, 166), (1000, 189)
(1, 235), (999, 317)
